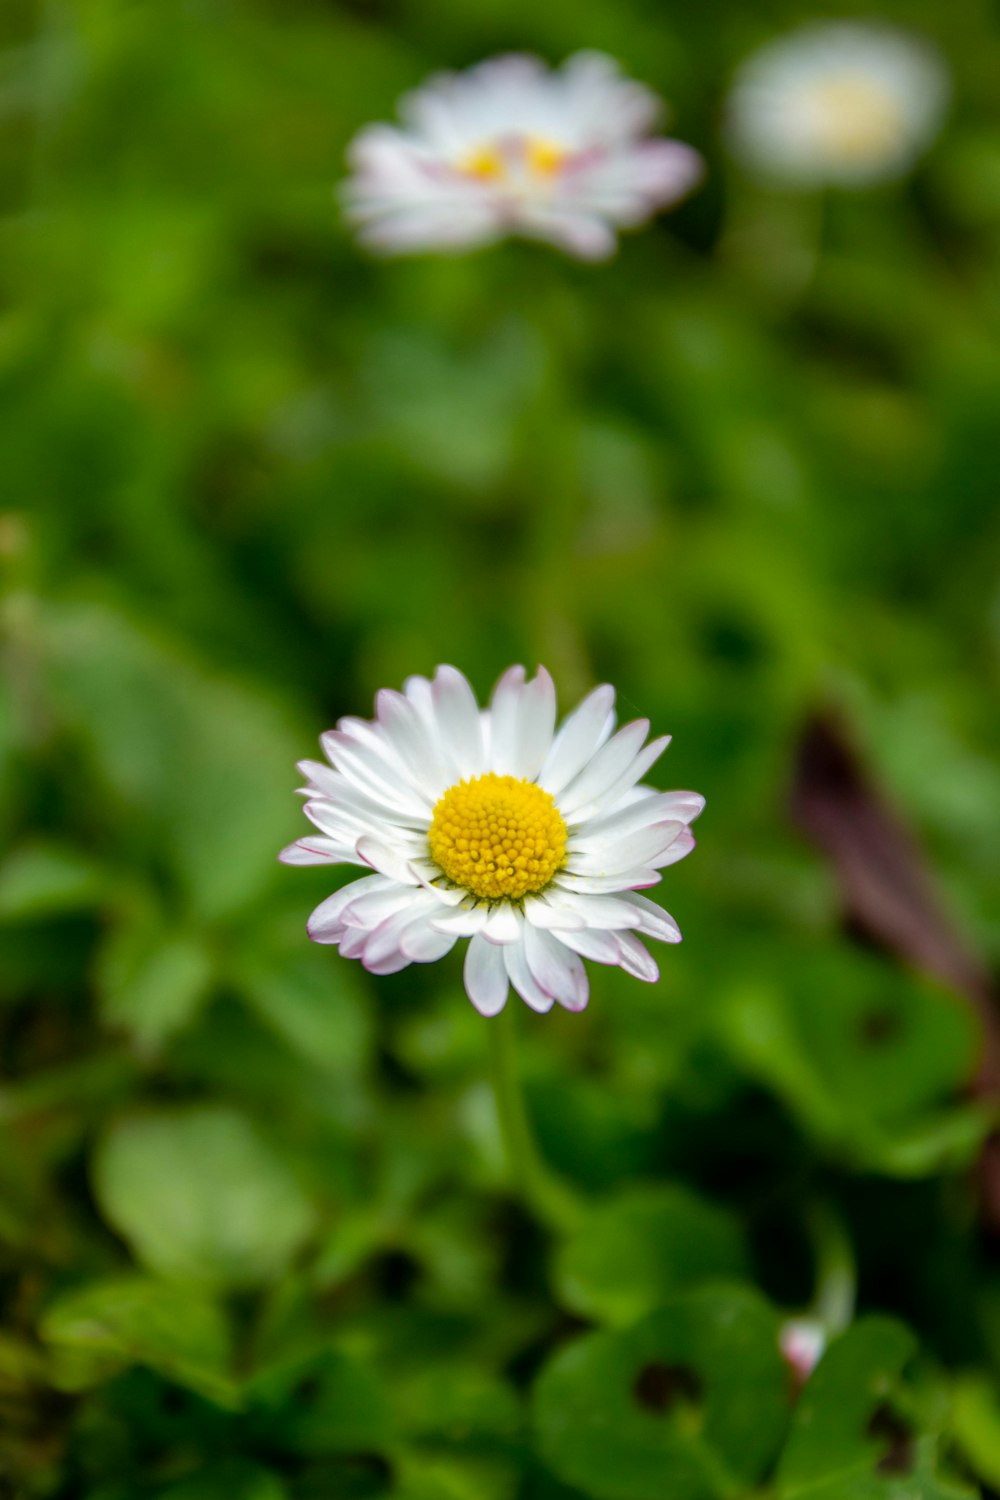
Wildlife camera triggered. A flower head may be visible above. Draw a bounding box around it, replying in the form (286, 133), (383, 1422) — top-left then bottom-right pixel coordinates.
(726, 23), (949, 187)
(282, 666), (703, 1016)
(342, 52), (703, 260)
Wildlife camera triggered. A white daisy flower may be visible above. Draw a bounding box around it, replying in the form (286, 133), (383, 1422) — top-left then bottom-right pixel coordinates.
(282, 666), (703, 1017)
(726, 23), (950, 187)
(341, 52), (704, 261)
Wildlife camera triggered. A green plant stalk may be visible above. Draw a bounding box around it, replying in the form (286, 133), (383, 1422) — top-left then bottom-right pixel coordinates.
(487, 1002), (581, 1233)
(808, 1199), (857, 1337)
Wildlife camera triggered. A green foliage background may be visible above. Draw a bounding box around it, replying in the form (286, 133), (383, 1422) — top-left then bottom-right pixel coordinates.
(2, 0), (1000, 1495)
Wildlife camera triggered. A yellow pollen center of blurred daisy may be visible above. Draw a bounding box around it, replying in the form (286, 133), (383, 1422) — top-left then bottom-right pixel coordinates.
(459, 137), (569, 182)
(812, 75), (904, 161)
(428, 774), (567, 901)
(461, 146), (506, 180)
(524, 137), (569, 175)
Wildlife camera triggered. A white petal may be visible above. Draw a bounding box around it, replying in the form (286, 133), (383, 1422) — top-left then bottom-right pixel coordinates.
(557, 719), (651, 817)
(399, 915), (458, 963)
(619, 892), (682, 943)
(279, 838), (342, 866)
(575, 734), (672, 820)
(304, 799), (422, 855)
(516, 204), (618, 262)
(503, 939), (555, 1013)
(516, 667), (558, 779)
(554, 927), (624, 964)
(547, 891), (643, 930)
(307, 876), (392, 943)
(341, 883), (422, 928)
(553, 948), (589, 1012)
(565, 140), (704, 221)
(321, 730), (432, 818)
(301, 804), (368, 863)
(522, 894), (586, 931)
(483, 903), (522, 944)
(570, 791), (696, 842)
(338, 714), (443, 804)
(615, 931), (659, 982)
(539, 684), (616, 796)
(375, 689), (452, 798)
(432, 665), (485, 778)
(297, 758), (346, 799)
(408, 866), (469, 905)
(464, 934), (509, 1016)
(523, 925), (589, 1011)
(487, 664), (527, 775)
(340, 925), (372, 959)
(565, 821), (685, 875)
(430, 904), (490, 937)
(553, 868), (661, 894)
(655, 828), (696, 867)
(402, 673), (437, 731)
(303, 770), (429, 832)
(657, 791), (706, 825)
(363, 898), (436, 974)
(355, 835), (422, 885)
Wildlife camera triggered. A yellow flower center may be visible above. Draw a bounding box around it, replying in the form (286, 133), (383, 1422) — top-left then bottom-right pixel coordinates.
(428, 773), (567, 901)
(461, 146), (506, 181)
(458, 136), (570, 183)
(812, 75), (904, 162)
(524, 137), (569, 176)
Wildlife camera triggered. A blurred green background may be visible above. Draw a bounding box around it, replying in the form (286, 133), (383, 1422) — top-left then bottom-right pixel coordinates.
(2, 0), (1000, 1495)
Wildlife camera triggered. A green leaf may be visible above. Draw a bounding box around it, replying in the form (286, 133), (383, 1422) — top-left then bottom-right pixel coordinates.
(0, 841), (109, 920)
(554, 1184), (748, 1327)
(393, 1452), (521, 1500)
(945, 1374), (1000, 1492)
(778, 1317), (915, 1494)
(533, 1285), (789, 1500)
(96, 897), (215, 1051)
(720, 948), (985, 1175)
(393, 1360), (522, 1444)
(153, 1462), (289, 1500)
(792, 954), (977, 1124)
(231, 925), (371, 1078)
(92, 1105), (318, 1289)
(40, 601), (305, 921)
(777, 1317), (974, 1498)
(40, 1274), (234, 1406)
(247, 1349), (393, 1455)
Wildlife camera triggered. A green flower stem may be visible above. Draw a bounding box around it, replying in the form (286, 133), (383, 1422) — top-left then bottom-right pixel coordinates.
(807, 1199), (857, 1337)
(487, 1002), (582, 1233)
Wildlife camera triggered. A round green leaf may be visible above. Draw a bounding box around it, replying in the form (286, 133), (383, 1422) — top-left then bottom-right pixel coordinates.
(247, 1349), (393, 1455)
(93, 1105), (318, 1289)
(96, 901), (215, 1052)
(554, 1185), (748, 1326)
(776, 1317), (972, 1498)
(0, 842), (109, 921)
(534, 1285), (789, 1500)
(41, 1274), (233, 1405)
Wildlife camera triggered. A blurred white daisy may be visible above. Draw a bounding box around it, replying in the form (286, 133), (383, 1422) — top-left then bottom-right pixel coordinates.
(342, 52), (703, 260)
(726, 23), (949, 187)
(282, 666), (703, 1016)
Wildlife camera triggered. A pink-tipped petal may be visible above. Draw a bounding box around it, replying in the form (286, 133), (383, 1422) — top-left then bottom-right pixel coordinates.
(523, 925), (589, 1011)
(503, 939), (555, 1013)
(465, 934), (509, 1016)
